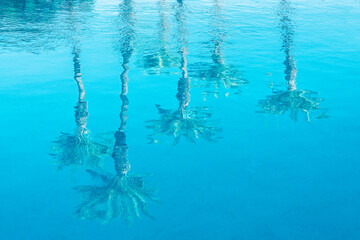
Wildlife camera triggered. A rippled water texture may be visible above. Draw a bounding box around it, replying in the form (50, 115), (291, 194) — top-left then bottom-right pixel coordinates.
(1, 0), (360, 239)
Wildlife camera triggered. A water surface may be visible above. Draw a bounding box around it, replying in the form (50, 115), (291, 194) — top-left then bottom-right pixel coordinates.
(1, 0), (360, 239)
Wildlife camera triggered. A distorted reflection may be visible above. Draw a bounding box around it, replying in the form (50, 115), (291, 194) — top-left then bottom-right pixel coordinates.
(0, 0), (94, 53)
(258, 0), (327, 122)
(51, 46), (108, 170)
(147, 1), (221, 144)
(189, 0), (247, 98)
(75, 1), (157, 223)
(138, 0), (177, 74)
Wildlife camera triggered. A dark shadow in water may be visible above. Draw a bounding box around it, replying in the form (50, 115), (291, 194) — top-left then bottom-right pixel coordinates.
(146, 1), (221, 144)
(189, 0), (247, 98)
(258, 0), (327, 122)
(75, 0), (158, 223)
(0, 0), (94, 53)
(50, 45), (108, 170)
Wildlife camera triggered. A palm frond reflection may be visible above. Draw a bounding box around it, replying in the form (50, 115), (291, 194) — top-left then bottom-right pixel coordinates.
(147, 104), (220, 144)
(189, 0), (247, 98)
(75, 0), (158, 223)
(258, 0), (327, 122)
(259, 89), (323, 122)
(51, 46), (109, 170)
(137, 0), (178, 74)
(147, 1), (221, 144)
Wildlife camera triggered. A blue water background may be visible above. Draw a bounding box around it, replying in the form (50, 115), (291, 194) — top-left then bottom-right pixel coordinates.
(1, 0), (360, 239)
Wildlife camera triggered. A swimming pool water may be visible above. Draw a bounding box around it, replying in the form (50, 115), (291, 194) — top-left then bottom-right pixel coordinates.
(1, 0), (360, 239)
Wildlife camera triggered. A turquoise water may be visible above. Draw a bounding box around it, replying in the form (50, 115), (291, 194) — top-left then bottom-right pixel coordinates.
(1, 0), (360, 239)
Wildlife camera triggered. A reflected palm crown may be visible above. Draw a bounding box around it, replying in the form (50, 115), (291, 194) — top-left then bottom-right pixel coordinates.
(75, 0), (157, 223)
(147, 80), (220, 144)
(51, 46), (108, 169)
(258, 0), (326, 122)
(259, 89), (322, 122)
(147, 1), (221, 144)
(75, 169), (156, 223)
(191, 42), (246, 97)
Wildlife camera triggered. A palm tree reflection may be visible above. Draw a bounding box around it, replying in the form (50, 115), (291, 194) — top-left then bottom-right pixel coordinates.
(189, 0), (247, 98)
(258, 0), (326, 122)
(75, 0), (157, 223)
(147, 0), (221, 144)
(51, 46), (108, 170)
(139, 0), (177, 74)
(50, 1), (107, 169)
